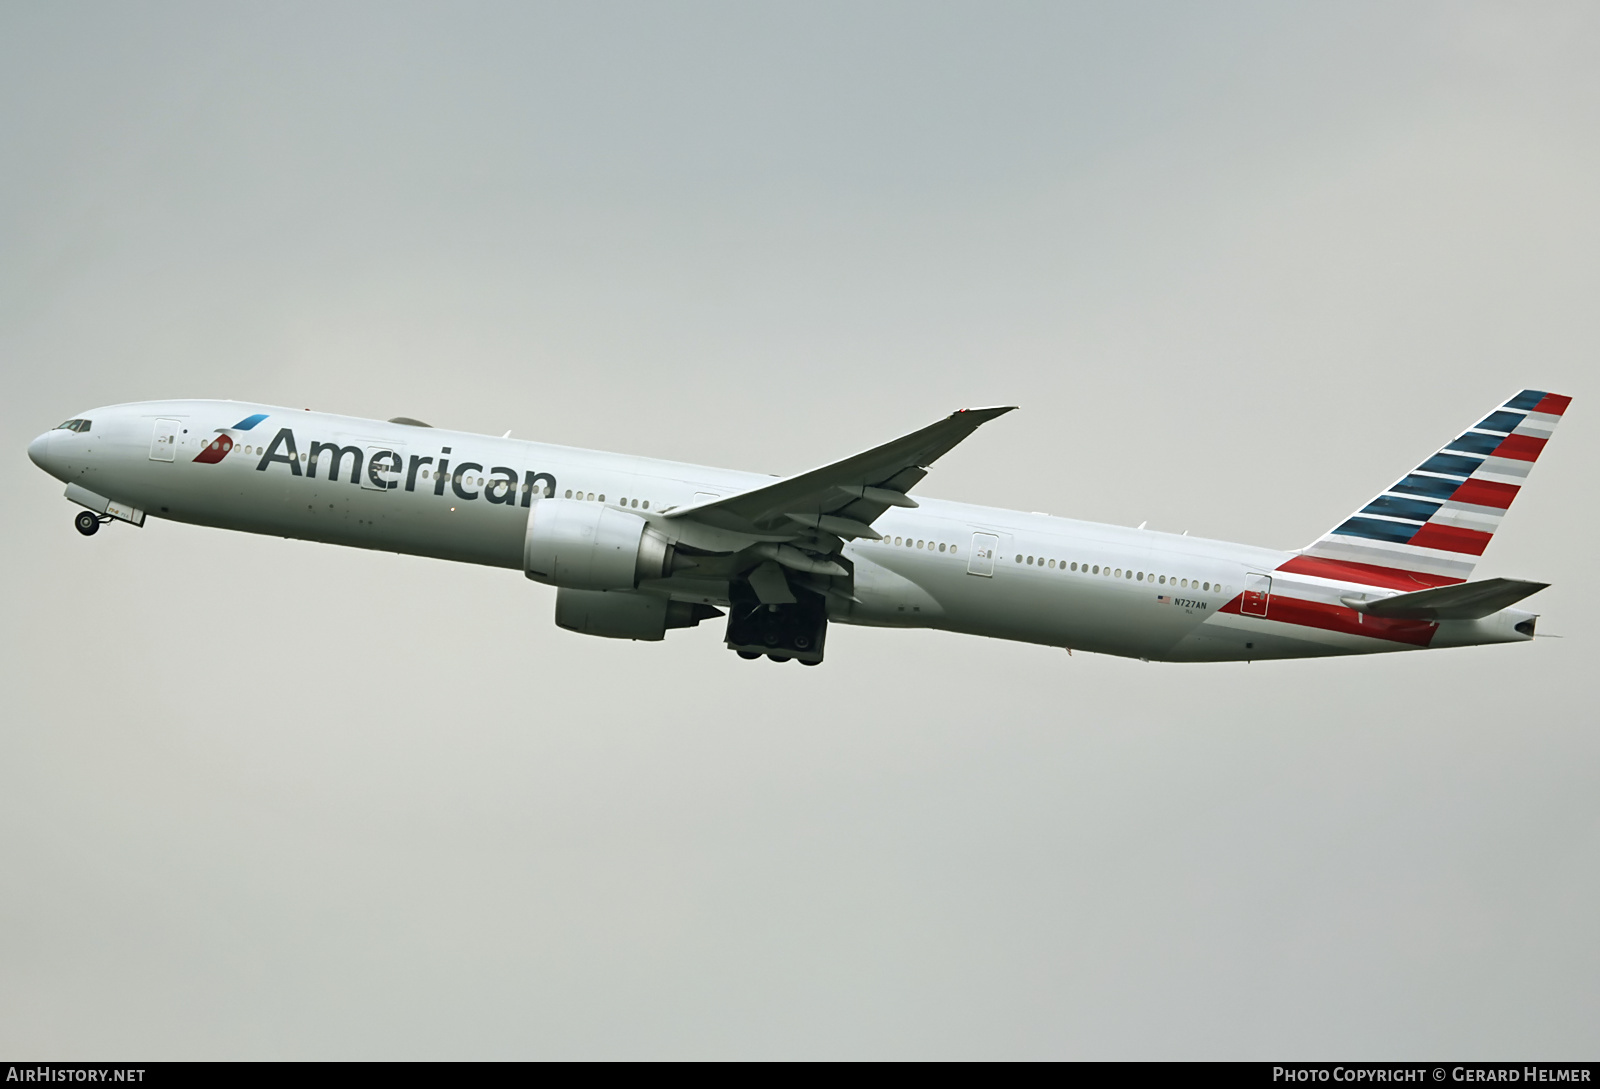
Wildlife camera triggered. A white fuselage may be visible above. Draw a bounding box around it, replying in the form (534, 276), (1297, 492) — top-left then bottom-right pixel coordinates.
(29, 400), (1535, 662)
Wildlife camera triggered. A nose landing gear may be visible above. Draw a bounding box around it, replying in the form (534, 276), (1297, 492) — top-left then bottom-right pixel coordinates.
(74, 510), (104, 536)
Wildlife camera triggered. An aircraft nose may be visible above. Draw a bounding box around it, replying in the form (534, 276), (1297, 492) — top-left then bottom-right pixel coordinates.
(28, 430), (59, 475)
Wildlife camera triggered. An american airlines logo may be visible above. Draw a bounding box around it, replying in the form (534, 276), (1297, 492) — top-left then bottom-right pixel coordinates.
(192, 413), (270, 464)
(250, 426), (557, 507)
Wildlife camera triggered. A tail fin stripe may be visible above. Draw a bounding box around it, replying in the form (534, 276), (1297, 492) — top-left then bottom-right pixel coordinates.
(1492, 434), (1547, 462)
(1505, 390), (1548, 411)
(1449, 479), (1519, 509)
(1445, 432), (1506, 456)
(1475, 458), (1532, 482)
(1391, 474), (1462, 500)
(1334, 518), (1422, 544)
(1277, 555), (1464, 590)
(1419, 453), (1483, 478)
(1430, 507), (1501, 532)
(1409, 523), (1493, 556)
(1533, 393), (1572, 416)
(1475, 411), (1527, 433)
(1361, 496), (1441, 521)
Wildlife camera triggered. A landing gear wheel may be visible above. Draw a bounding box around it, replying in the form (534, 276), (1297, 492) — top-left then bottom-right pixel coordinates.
(767, 654), (790, 663)
(74, 511), (100, 536)
(800, 659), (821, 667)
(737, 650), (762, 660)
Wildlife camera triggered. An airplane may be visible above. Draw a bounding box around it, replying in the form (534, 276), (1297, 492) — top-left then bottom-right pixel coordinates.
(27, 389), (1569, 666)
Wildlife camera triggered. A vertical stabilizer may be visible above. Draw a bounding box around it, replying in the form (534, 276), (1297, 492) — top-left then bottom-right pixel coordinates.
(1281, 390), (1571, 590)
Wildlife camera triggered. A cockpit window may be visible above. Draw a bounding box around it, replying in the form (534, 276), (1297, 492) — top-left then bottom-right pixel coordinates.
(55, 419), (91, 432)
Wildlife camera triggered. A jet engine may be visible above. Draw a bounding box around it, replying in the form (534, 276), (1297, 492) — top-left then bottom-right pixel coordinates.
(523, 500), (674, 591)
(555, 588), (723, 641)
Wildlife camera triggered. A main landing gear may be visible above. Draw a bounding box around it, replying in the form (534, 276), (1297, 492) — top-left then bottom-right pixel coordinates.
(74, 510), (105, 536)
(725, 584), (829, 666)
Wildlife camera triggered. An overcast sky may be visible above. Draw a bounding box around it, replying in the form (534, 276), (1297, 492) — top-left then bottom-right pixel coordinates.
(2, 1), (1596, 1059)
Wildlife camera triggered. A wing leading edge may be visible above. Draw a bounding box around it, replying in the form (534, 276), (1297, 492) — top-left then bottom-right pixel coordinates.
(664, 406), (1016, 538)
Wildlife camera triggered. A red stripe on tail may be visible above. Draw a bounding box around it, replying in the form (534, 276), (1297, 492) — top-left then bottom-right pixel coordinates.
(1450, 478), (1519, 510)
(1409, 523), (1493, 556)
(1492, 434), (1547, 462)
(1533, 393), (1572, 416)
(1218, 594), (1436, 646)
(1275, 555), (1463, 590)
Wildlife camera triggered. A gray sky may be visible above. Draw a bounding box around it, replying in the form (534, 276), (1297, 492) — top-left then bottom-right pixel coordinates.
(2, 1), (1596, 1059)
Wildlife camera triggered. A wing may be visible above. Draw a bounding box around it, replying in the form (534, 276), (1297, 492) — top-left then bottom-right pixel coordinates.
(664, 406), (1015, 539)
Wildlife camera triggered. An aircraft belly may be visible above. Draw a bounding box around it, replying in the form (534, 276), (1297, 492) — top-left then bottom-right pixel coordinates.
(1162, 611), (1425, 662)
(854, 549), (1212, 659)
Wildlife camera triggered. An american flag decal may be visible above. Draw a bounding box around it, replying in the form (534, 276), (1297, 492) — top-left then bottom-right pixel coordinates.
(1156, 594), (1172, 605)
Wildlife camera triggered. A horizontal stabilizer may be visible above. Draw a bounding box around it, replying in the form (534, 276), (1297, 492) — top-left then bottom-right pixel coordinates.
(1341, 577), (1549, 621)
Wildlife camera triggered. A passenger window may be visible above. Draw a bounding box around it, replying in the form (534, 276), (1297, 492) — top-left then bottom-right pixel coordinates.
(642, 501), (649, 510)
(1091, 565), (1098, 574)
(565, 489), (573, 498)
(1137, 572), (1144, 581)
(939, 543), (946, 552)
(950, 545), (957, 555)
(1016, 554), (1023, 563)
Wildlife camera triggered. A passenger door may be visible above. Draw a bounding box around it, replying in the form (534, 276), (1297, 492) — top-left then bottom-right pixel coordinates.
(1242, 573), (1271, 617)
(363, 445), (404, 491)
(149, 419), (179, 462)
(967, 532), (999, 577)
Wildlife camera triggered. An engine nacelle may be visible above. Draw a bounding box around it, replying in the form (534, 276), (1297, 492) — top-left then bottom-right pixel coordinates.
(523, 500), (673, 590)
(555, 588), (723, 641)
